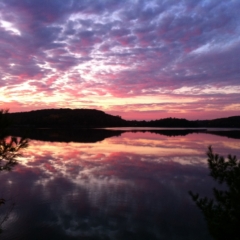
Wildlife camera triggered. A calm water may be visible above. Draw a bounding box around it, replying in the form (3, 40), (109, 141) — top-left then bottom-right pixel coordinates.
(0, 129), (240, 239)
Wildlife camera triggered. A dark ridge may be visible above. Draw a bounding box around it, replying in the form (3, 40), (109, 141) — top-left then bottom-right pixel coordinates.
(7, 108), (240, 128)
(8, 108), (127, 128)
(146, 118), (198, 128)
(195, 116), (240, 128)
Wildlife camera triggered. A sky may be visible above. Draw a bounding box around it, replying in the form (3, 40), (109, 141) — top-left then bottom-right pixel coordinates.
(0, 0), (240, 120)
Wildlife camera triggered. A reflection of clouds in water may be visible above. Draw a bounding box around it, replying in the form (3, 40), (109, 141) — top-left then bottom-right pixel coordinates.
(40, 167), (206, 239)
(14, 133), (240, 202)
(48, 178), (139, 238)
(222, 141), (240, 150)
(14, 132), (240, 202)
(1, 132), (239, 239)
(21, 132), (240, 168)
(106, 132), (240, 157)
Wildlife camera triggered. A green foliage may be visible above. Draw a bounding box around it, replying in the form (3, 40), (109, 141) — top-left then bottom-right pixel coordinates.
(189, 146), (240, 240)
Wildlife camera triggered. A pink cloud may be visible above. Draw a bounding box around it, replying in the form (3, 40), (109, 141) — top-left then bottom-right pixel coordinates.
(0, 0), (239, 119)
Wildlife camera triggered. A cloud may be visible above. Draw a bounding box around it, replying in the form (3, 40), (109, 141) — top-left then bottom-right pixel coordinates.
(0, 0), (239, 119)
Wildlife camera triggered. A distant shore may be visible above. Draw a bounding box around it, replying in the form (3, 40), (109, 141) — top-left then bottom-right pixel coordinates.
(8, 108), (240, 129)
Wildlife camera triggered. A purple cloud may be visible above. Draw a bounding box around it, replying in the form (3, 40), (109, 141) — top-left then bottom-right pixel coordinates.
(0, 0), (239, 119)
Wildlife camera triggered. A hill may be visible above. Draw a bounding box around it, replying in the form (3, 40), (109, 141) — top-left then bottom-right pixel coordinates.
(7, 109), (240, 128)
(8, 108), (127, 128)
(194, 116), (240, 128)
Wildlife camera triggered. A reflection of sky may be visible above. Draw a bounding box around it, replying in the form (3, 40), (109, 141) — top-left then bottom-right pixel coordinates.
(0, 132), (239, 239)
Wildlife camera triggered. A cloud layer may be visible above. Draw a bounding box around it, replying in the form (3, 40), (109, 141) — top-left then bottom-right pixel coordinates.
(0, 0), (240, 119)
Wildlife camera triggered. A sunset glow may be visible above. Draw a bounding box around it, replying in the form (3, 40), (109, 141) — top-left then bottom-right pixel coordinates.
(0, 0), (240, 119)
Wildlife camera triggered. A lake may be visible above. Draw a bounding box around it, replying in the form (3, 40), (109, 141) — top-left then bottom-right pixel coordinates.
(0, 129), (239, 240)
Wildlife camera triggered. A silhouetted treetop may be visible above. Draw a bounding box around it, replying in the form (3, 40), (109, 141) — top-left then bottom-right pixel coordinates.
(8, 108), (127, 128)
(189, 146), (240, 240)
(7, 108), (240, 128)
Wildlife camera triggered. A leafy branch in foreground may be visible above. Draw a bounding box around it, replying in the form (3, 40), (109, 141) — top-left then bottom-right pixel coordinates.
(0, 109), (29, 233)
(189, 146), (240, 240)
(0, 137), (29, 171)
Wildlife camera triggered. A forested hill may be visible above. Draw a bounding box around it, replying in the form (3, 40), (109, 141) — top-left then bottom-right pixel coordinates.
(7, 109), (240, 128)
(145, 116), (240, 128)
(194, 116), (240, 128)
(8, 108), (127, 128)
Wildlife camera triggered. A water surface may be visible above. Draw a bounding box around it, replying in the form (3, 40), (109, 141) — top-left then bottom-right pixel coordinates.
(0, 130), (239, 239)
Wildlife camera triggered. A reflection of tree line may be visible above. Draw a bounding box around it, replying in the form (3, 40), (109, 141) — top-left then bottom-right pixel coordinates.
(8, 128), (240, 144)
(9, 127), (124, 143)
(0, 109), (29, 232)
(189, 146), (240, 240)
